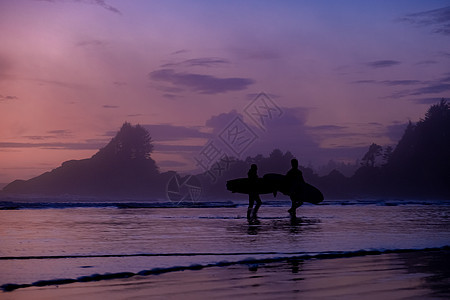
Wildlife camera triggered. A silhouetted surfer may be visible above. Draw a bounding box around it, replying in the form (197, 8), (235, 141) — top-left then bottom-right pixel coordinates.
(247, 164), (262, 220)
(286, 158), (305, 215)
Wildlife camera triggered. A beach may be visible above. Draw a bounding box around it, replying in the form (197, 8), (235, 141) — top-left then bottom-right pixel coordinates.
(2, 249), (449, 300)
(1, 198), (449, 299)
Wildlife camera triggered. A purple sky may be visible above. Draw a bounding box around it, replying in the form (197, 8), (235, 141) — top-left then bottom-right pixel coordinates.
(1, 1), (450, 183)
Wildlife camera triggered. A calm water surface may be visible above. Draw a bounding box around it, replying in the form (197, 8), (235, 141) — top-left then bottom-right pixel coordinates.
(1, 199), (449, 287)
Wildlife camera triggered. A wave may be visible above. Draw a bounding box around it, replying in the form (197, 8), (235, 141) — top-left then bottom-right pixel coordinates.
(0, 201), (238, 210)
(1, 198), (449, 210)
(2, 245), (449, 292)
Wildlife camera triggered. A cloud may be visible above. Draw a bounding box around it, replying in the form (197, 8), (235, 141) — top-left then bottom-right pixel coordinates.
(202, 107), (319, 161)
(22, 130), (73, 141)
(87, 0), (121, 14)
(439, 73), (450, 82)
(103, 131), (117, 137)
(162, 94), (182, 100)
(153, 144), (203, 152)
(386, 122), (408, 142)
(352, 80), (377, 84)
(245, 107), (324, 161)
(171, 49), (190, 55)
(99, 123), (211, 170)
(0, 54), (13, 81)
(380, 80), (423, 86)
(1, 129), (101, 150)
(394, 73), (450, 97)
(47, 129), (72, 137)
(412, 97), (447, 105)
(113, 81), (127, 87)
(307, 121), (395, 149)
(155, 86), (184, 93)
(309, 125), (348, 131)
(22, 136), (54, 141)
(0, 95), (18, 102)
(354, 72), (450, 100)
(20, 130), (72, 142)
(352, 79), (424, 86)
(157, 160), (189, 168)
(76, 39), (108, 47)
(149, 69), (254, 94)
(152, 108), (399, 170)
(416, 60), (438, 65)
(37, 0), (121, 15)
(31, 78), (83, 89)
(161, 57), (230, 68)
(232, 48), (280, 60)
(410, 83), (450, 95)
(102, 105), (119, 108)
(205, 109), (243, 133)
(352, 75), (450, 99)
(245, 92), (279, 101)
(399, 6), (450, 35)
(307, 124), (360, 141)
(366, 60), (401, 68)
(142, 124), (211, 142)
(0, 141), (105, 150)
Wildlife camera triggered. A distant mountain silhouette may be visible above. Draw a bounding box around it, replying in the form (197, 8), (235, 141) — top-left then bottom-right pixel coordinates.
(3, 122), (173, 197)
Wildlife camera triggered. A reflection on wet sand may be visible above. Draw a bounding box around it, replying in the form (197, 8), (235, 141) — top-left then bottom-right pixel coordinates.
(242, 216), (322, 236)
(3, 249), (448, 300)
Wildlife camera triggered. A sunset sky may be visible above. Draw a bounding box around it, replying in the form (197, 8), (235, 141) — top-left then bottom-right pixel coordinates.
(1, 0), (450, 184)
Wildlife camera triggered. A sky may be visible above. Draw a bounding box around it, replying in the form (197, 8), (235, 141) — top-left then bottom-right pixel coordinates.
(1, 0), (450, 184)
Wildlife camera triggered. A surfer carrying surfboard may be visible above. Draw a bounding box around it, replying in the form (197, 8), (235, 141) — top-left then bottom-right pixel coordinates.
(285, 159), (305, 214)
(226, 159), (323, 218)
(247, 164), (262, 220)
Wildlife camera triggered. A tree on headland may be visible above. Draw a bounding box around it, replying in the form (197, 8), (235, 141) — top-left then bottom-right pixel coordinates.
(382, 146), (393, 166)
(386, 99), (450, 196)
(94, 122), (154, 161)
(361, 143), (383, 167)
(356, 99), (450, 197)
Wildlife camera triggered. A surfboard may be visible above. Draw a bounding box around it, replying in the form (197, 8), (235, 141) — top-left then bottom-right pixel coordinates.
(226, 173), (324, 204)
(226, 177), (275, 195)
(263, 173), (324, 204)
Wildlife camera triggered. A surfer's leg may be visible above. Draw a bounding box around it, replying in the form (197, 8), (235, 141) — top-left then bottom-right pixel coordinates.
(247, 196), (255, 219)
(288, 195), (296, 214)
(294, 201), (303, 209)
(252, 196), (262, 218)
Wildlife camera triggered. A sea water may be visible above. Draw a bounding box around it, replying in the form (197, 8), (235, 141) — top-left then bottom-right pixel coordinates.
(0, 198), (449, 291)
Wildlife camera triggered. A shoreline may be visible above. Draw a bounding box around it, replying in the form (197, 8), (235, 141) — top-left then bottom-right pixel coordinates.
(2, 247), (449, 296)
(2, 248), (449, 299)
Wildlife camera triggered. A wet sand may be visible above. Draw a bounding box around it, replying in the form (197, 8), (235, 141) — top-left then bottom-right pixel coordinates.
(2, 249), (449, 300)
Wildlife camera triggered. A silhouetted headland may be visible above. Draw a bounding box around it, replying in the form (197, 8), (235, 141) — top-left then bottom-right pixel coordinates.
(2, 122), (173, 197)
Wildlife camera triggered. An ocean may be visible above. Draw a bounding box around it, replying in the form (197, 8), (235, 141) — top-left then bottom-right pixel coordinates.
(0, 197), (449, 299)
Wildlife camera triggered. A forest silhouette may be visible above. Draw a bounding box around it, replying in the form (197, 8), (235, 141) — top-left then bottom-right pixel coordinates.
(202, 99), (450, 199)
(2, 100), (449, 199)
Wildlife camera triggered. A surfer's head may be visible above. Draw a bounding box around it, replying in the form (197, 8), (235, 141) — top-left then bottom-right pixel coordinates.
(250, 164), (257, 170)
(291, 159), (298, 169)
